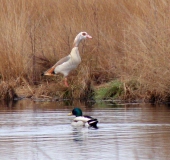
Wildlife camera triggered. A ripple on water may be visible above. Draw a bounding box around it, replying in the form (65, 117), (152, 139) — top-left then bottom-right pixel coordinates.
(0, 102), (170, 160)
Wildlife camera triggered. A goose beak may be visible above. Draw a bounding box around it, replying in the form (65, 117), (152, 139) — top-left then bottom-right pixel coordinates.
(68, 112), (73, 116)
(87, 35), (92, 39)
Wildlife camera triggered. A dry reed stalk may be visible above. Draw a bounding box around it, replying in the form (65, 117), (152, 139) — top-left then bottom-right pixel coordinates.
(0, 0), (170, 101)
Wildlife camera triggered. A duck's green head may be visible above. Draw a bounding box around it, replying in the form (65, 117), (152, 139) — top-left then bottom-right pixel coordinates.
(68, 108), (83, 117)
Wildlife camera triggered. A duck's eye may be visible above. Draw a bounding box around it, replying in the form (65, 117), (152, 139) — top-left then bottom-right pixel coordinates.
(82, 32), (86, 36)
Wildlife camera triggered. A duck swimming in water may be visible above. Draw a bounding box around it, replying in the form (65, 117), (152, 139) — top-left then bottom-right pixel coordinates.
(68, 108), (98, 129)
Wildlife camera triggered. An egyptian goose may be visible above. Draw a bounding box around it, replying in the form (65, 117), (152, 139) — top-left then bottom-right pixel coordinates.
(42, 32), (92, 87)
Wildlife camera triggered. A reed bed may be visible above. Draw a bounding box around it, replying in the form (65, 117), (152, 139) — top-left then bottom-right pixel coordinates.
(0, 0), (170, 102)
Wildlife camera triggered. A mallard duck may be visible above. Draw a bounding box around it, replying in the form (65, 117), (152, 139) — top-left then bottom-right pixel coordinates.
(68, 108), (98, 129)
(42, 32), (92, 87)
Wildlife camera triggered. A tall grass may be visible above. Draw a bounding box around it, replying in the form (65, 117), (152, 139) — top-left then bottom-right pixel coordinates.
(0, 0), (170, 101)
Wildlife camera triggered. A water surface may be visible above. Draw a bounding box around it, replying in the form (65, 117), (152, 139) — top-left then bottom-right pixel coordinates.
(0, 100), (170, 160)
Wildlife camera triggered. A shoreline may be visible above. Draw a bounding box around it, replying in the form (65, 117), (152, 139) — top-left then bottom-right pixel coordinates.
(0, 79), (169, 104)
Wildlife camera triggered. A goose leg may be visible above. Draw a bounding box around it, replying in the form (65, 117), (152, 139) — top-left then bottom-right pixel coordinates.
(64, 77), (69, 87)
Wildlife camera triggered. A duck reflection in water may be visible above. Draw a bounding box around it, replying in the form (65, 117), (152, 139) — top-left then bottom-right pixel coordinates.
(72, 127), (89, 142)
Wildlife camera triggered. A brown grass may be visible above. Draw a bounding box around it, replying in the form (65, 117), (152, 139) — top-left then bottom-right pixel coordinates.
(0, 0), (170, 102)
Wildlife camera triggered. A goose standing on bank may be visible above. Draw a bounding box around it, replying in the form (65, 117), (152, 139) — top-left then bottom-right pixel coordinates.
(42, 32), (92, 87)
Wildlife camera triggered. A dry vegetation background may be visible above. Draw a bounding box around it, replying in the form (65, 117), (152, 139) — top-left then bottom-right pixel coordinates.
(0, 0), (170, 101)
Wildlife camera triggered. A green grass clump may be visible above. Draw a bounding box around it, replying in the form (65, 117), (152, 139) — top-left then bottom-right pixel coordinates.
(95, 81), (123, 100)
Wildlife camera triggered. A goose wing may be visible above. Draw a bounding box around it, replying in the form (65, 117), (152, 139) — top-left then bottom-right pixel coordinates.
(43, 55), (71, 75)
(54, 55), (71, 66)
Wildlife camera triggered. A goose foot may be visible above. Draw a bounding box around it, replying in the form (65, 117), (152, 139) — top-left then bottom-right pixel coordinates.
(64, 77), (69, 87)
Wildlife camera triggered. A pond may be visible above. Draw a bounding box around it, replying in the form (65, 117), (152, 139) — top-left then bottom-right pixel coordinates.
(0, 99), (170, 160)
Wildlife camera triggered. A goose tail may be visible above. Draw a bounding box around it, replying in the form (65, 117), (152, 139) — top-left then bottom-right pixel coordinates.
(41, 67), (55, 76)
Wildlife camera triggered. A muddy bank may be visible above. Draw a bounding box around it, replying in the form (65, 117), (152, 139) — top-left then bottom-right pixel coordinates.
(0, 81), (164, 104)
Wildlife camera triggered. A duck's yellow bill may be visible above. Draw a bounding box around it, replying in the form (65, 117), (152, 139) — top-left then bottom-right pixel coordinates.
(68, 112), (73, 116)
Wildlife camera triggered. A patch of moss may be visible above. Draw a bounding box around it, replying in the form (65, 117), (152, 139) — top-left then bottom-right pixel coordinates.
(95, 80), (123, 100)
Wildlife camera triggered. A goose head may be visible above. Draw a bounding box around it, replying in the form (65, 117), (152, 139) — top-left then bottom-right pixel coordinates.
(73, 32), (92, 47)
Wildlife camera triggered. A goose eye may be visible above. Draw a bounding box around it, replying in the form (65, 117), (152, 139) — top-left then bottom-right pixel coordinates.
(82, 32), (86, 36)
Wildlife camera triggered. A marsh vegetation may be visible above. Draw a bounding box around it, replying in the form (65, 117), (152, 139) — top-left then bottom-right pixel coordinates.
(0, 0), (170, 102)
